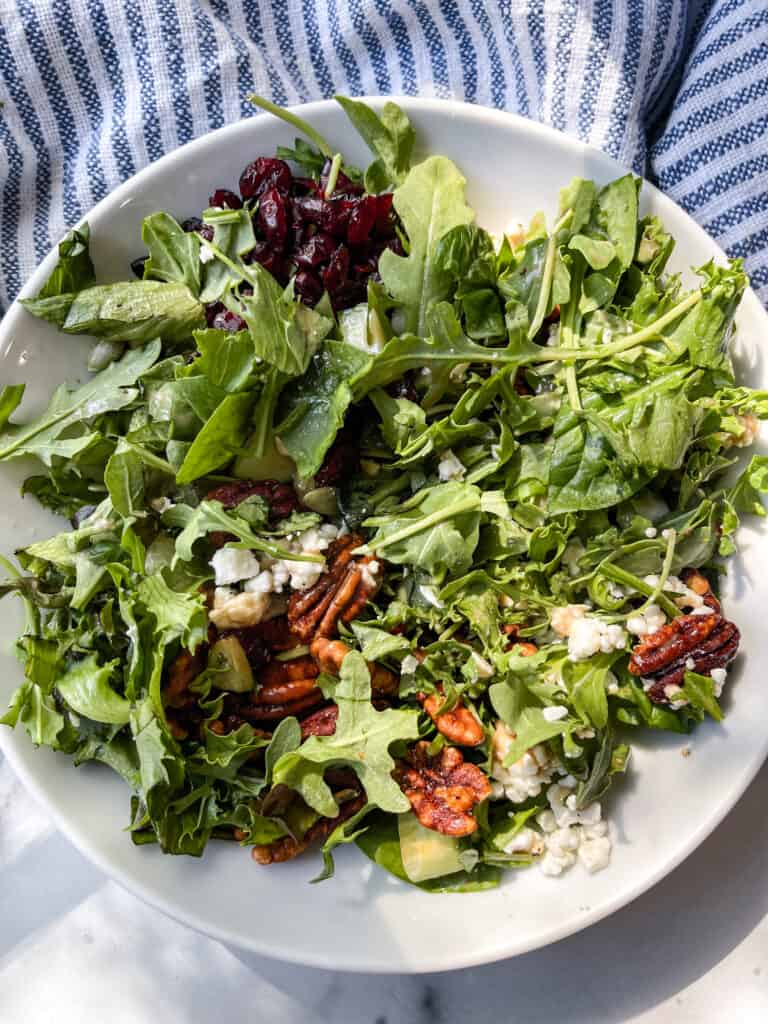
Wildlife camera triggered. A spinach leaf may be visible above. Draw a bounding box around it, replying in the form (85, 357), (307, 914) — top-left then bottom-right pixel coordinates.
(277, 341), (372, 478)
(200, 208), (257, 302)
(175, 391), (255, 484)
(181, 329), (258, 393)
(378, 156), (474, 335)
(142, 211), (201, 294)
(40, 224), (95, 298)
(104, 440), (145, 517)
(54, 281), (204, 344)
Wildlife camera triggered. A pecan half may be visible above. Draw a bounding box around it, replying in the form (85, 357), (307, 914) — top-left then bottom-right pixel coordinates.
(252, 793), (365, 864)
(394, 742), (491, 837)
(238, 654), (323, 722)
(419, 687), (485, 747)
(309, 636), (398, 697)
(287, 534), (382, 642)
(628, 610), (740, 704)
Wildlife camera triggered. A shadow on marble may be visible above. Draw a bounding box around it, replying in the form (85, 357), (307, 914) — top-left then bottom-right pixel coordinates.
(0, 828), (104, 962)
(226, 762), (768, 1024)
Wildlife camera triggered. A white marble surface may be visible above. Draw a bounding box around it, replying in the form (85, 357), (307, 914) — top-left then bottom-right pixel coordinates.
(1, 754), (767, 1023)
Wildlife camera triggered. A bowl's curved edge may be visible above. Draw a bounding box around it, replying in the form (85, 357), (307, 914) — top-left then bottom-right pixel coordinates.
(1, 95), (767, 974)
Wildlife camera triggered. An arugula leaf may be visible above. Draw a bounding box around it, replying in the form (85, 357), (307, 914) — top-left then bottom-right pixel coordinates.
(232, 263), (333, 376)
(164, 500), (320, 565)
(40, 224), (96, 296)
(562, 652), (621, 728)
(277, 341), (372, 478)
(142, 211), (201, 294)
(680, 670), (723, 721)
(104, 440), (145, 517)
(200, 208), (257, 302)
(56, 654), (131, 725)
(181, 329), (257, 392)
(0, 341), (160, 463)
(378, 156), (475, 335)
(136, 572), (207, 651)
(335, 96), (415, 190)
(365, 481), (482, 579)
(272, 650), (420, 816)
(500, 707), (576, 766)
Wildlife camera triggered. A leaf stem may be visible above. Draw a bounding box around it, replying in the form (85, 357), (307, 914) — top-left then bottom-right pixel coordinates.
(0, 554), (39, 634)
(324, 153), (343, 198)
(248, 95), (333, 157)
(599, 563), (679, 619)
(127, 443), (176, 476)
(527, 208), (573, 341)
(359, 495), (479, 554)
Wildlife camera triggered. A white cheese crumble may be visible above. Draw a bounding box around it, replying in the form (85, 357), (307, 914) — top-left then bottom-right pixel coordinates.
(644, 526), (658, 539)
(437, 448), (466, 482)
(626, 604), (666, 637)
(711, 667), (727, 696)
(400, 654), (419, 676)
(471, 651), (494, 679)
(542, 704), (569, 722)
(199, 243), (215, 264)
(643, 574), (704, 609)
(536, 783), (612, 876)
(562, 539), (585, 577)
(567, 616), (627, 661)
(360, 559), (381, 590)
(490, 723), (559, 804)
(211, 547), (261, 585)
(502, 827), (544, 856)
(550, 604), (589, 638)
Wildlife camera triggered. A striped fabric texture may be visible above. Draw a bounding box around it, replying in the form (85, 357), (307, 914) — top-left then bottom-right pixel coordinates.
(0, 0), (766, 312)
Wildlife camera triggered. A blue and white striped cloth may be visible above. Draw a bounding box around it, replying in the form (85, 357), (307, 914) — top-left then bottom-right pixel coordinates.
(0, 0), (767, 313)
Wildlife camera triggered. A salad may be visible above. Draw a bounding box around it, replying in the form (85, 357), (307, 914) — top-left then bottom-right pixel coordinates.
(1, 96), (766, 891)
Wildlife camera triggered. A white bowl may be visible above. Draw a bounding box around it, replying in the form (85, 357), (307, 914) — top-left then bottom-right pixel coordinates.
(1, 98), (767, 973)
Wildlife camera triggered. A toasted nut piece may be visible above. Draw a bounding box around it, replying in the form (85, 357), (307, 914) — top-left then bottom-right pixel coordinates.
(309, 637), (399, 697)
(680, 567), (720, 610)
(288, 534), (382, 641)
(419, 688), (485, 747)
(252, 794), (366, 864)
(394, 742), (491, 837)
(164, 648), (206, 708)
(300, 704), (339, 738)
(628, 610), (740, 704)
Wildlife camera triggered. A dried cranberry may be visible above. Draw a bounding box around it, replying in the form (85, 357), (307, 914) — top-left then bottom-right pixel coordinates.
(322, 245), (350, 296)
(291, 176), (319, 195)
(207, 479), (301, 521)
(209, 188), (242, 210)
(130, 256), (147, 279)
(373, 193), (394, 234)
(386, 234), (406, 257)
(329, 279), (366, 311)
(221, 627), (270, 670)
(212, 309), (247, 333)
(205, 301), (225, 326)
(314, 432), (359, 488)
(387, 373), (420, 403)
(245, 241), (287, 284)
(322, 199), (353, 238)
(240, 157), (292, 200)
(182, 216), (214, 241)
(257, 188), (289, 250)
(347, 196), (378, 245)
(294, 232), (337, 268)
(293, 269), (324, 306)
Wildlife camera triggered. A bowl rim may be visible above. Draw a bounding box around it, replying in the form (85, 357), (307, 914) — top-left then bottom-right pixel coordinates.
(1, 94), (767, 973)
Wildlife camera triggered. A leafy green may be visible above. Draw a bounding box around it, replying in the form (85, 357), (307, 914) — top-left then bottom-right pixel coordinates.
(335, 96), (415, 190)
(272, 651), (420, 816)
(56, 654), (132, 725)
(142, 212), (201, 294)
(378, 156), (475, 335)
(175, 391), (255, 483)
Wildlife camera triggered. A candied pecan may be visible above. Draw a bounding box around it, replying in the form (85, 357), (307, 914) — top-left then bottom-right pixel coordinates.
(164, 648), (207, 709)
(287, 534), (382, 641)
(394, 742), (491, 837)
(238, 654), (323, 722)
(680, 568), (720, 611)
(313, 431), (359, 488)
(628, 611), (740, 704)
(300, 703), (339, 738)
(309, 636), (399, 697)
(252, 793), (366, 864)
(419, 687), (485, 747)
(502, 625), (538, 656)
(206, 479), (300, 521)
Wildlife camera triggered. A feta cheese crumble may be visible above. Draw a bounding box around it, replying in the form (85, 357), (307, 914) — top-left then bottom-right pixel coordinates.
(567, 616), (627, 661)
(626, 604), (666, 637)
(437, 449), (466, 482)
(211, 547), (261, 585)
(490, 723), (559, 803)
(542, 704), (569, 722)
(711, 667), (727, 696)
